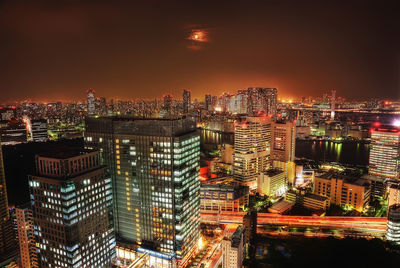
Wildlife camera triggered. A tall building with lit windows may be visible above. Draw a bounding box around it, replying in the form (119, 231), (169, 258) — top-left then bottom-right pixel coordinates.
(246, 88), (277, 116)
(28, 149), (116, 267)
(182, 90), (191, 114)
(369, 127), (400, 180)
(16, 204), (37, 268)
(85, 117), (201, 268)
(0, 137), (18, 265)
(233, 116), (271, 189)
(87, 88), (96, 116)
(270, 121), (296, 184)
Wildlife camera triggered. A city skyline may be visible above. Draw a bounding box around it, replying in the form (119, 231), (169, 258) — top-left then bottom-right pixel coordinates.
(1, 1), (400, 267)
(0, 0), (399, 103)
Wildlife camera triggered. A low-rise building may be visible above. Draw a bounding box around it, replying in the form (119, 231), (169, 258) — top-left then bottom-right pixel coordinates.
(268, 200), (294, 214)
(285, 189), (330, 211)
(200, 184), (249, 213)
(221, 226), (244, 268)
(314, 172), (371, 212)
(257, 169), (286, 197)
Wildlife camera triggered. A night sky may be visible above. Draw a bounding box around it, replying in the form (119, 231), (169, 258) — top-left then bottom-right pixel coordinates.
(0, 0), (399, 102)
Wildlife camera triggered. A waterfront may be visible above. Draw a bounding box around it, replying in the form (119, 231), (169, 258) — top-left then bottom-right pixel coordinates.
(200, 129), (370, 167)
(295, 140), (370, 167)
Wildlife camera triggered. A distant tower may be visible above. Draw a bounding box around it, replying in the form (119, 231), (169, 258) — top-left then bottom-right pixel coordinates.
(163, 94), (173, 117)
(183, 89), (191, 114)
(247, 88), (277, 116)
(330, 89), (336, 120)
(87, 88), (96, 116)
(205, 94), (212, 111)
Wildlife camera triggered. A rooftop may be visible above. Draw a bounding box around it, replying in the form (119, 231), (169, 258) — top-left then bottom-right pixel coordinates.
(201, 183), (249, 193)
(305, 192), (329, 202)
(37, 148), (97, 160)
(231, 226), (244, 248)
(263, 168), (284, 177)
(317, 172), (370, 187)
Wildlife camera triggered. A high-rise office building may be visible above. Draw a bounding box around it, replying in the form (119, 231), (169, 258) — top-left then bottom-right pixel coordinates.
(246, 88), (277, 116)
(31, 119), (48, 142)
(271, 121), (296, 162)
(162, 95), (174, 117)
(16, 204), (37, 268)
(205, 95), (212, 111)
(387, 204), (400, 245)
(28, 149), (116, 267)
(87, 88), (96, 116)
(369, 127), (400, 180)
(0, 137), (18, 264)
(85, 117), (201, 267)
(270, 121), (296, 184)
(233, 116), (271, 189)
(182, 90), (191, 114)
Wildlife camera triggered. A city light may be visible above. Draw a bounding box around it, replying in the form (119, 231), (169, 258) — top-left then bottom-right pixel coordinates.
(0, 1), (399, 267)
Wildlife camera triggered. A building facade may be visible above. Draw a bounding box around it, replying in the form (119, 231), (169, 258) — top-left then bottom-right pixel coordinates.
(270, 121), (296, 184)
(369, 128), (400, 180)
(257, 169), (286, 197)
(0, 137), (18, 264)
(16, 204), (37, 268)
(246, 88), (277, 116)
(314, 173), (371, 212)
(182, 90), (191, 114)
(285, 189), (330, 211)
(28, 149), (116, 267)
(85, 117), (201, 267)
(233, 117), (271, 189)
(87, 89), (96, 116)
(31, 119), (48, 142)
(387, 204), (400, 245)
(221, 226), (244, 268)
(200, 184), (249, 213)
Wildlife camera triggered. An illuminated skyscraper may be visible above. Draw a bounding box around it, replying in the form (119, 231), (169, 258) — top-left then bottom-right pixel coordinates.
(271, 121), (296, 162)
(205, 94), (212, 111)
(247, 88), (277, 116)
(162, 94), (174, 117)
(0, 137), (18, 265)
(182, 90), (191, 114)
(87, 88), (96, 116)
(369, 127), (400, 180)
(85, 117), (201, 267)
(16, 204), (37, 268)
(270, 121), (296, 184)
(28, 149), (116, 267)
(233, 116), (271, 189)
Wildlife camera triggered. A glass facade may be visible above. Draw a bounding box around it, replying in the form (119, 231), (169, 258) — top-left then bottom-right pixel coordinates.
(29, 150), (116, 267)
(85, 117), (201, 267)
